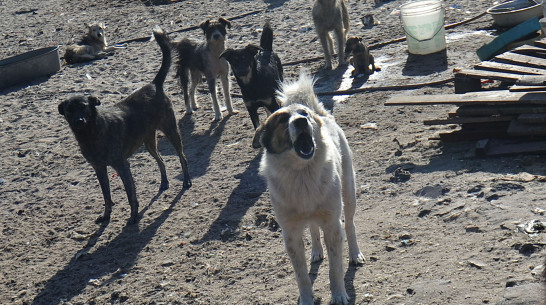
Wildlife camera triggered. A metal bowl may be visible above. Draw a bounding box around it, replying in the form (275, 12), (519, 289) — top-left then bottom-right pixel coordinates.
(0, 46), (61, 90)
(487, 0), (544, 27)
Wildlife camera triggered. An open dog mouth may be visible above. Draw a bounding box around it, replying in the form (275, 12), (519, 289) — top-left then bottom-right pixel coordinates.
(293, 132), (314, 159)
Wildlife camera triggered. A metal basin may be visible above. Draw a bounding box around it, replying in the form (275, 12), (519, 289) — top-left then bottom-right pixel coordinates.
(487, 0), (544, 27)
(0, 46), (61, 90)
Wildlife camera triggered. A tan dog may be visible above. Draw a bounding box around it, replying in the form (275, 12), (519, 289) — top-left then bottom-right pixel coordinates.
(259, 72), (364, 305)
(345, 37), (380, 77)
(64, 22), (109, 64)
(312, 0), (350, 69)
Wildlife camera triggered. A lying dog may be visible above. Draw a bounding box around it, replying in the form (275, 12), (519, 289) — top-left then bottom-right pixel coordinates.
(172, 18), (238, 121)
(58, 27), (192, 224)
(259, 72), (365, 305)
(345, 36), (380, 77)
(220, 21), (283, 148)
(312, 0), (350, 69)
(64, 22), (109, 64)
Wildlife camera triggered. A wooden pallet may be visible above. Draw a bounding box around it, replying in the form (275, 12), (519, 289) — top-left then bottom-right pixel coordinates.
(385, 38), (546, 155)
(455, 39), (546, 94)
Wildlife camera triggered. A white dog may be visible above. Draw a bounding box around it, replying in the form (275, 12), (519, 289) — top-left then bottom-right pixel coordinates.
(259, 72), (365, 305)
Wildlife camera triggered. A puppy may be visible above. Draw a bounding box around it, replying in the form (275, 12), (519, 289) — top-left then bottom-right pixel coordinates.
(220, 21), (283, 148)
(312, 0), (350, 69)
(345, 36), (380, 77)
(64, 22), (109, 64)
(172, 18), (238, 121)
(58, 27), (192, 225)
(259, 72), (365, 305)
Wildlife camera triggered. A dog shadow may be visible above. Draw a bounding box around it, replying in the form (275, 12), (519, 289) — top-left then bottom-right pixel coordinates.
(402, 49), (448, 76)
(31, 189), (187, 305)
(194, 153), (266, 243)
(155, 113), (227, 180)
(314, 66), (348, 112)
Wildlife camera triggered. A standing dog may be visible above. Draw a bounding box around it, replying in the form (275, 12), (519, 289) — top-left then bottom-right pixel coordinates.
(172, 18), (238, 121)
(312, 0), (350, 69)
(259, 72), (365, 305)
(64, 22), (109, 64)
(345, 36), (380, 77)
(58, 27), (192, 225)
(220, 21), (283, 148)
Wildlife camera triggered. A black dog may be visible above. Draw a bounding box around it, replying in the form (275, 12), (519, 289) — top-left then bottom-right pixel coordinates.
(220, 22), (283, 147)
(58, 27), (192, 225)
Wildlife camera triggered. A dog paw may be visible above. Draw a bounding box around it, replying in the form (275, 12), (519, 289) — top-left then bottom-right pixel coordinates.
(331, 292), (349, 305)
(95, 214), (111, 224)
(349, 251), (365, 265)
(183, 178), (192, 189)
(323, 63), (333, 70)
(127, 214), (141, 225)
(228, 109), (239, 115)
(212, 114), (223, 122)
(310, 250), (324, 263)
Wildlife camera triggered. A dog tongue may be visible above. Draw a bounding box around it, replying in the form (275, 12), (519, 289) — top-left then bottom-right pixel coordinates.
(294, 133), (314, 159)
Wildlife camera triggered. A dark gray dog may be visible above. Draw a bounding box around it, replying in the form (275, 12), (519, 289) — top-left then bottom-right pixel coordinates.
(58, 27), (192, 225)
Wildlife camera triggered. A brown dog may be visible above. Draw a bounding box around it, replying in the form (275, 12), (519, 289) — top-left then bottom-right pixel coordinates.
(345, 36), (380, 77)
(58, 27), (192, 224)
(64, 22), (108, 64)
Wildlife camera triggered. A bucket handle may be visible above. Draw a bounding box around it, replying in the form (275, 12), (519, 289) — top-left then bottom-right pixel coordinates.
(401, 22), (445, 42)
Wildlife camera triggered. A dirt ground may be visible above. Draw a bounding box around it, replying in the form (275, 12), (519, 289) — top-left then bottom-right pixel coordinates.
(1, 0), (545, 304)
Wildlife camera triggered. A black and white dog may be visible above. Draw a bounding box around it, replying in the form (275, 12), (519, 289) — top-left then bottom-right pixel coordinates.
(172, 18), (238, 121)
(220, 22), (283, 147)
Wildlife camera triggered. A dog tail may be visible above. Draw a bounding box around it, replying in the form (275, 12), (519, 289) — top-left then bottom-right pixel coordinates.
(278, 70), (329, 116)
(260, 21), (274, 51)
(152, 26), (171, 89)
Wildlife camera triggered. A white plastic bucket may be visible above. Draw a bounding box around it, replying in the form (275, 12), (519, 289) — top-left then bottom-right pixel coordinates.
(400, 0), (446, 55)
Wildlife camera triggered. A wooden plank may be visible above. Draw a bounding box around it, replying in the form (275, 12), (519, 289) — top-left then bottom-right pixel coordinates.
(475, 61), (546, 76)
(534, 39), (546, 49)
(493, 52), (546, 69)
(385, 91), (546, 106)
(483, 139), (546, 156)
(507, 120), (546, 136)
(511, 45), (546, 56)
(439, 129), (508, 142)
(509, 85), (546, 91)
(424, 116), (514, 125)
(518, 113), (546, 123)
(454, 104), (546, 116)
(455, 69), (522, 82)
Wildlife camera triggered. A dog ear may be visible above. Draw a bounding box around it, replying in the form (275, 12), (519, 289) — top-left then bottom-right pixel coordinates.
(245, 44), (262, 56)
(218, 18), (231, 29)
(85, 22), (90, 29)
(58, 100), (67, 116)
(219, 49), (234, 61)
(87, 95), (101, 107)
(199, 20), (210, 32)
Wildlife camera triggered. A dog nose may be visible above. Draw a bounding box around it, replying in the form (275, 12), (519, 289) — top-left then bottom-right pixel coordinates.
(293, 117), (308, 129)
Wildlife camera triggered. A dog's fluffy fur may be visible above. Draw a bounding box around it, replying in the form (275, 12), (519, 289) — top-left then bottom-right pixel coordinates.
(58, 27), (192, 224)
(172, 18), (238, 121)
(220, 21), (283, 148)
(64, 22), (109, 64)
(345, 36), (380, 77)
(312, 0), (350, 69)
(259, 72), (365, 305)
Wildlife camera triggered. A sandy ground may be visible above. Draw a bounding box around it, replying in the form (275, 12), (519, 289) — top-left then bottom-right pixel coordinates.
(1, 0), (545, 304)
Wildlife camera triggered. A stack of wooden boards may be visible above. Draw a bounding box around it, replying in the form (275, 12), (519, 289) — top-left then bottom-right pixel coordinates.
(385, 38), (546, 156)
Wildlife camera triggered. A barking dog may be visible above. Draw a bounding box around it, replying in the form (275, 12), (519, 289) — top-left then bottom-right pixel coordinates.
(220, 21), (283, 148)
(172, 18), (238, 121)
(59, 27), (192, 225)
(64, 22), (109, 64)
(259, 72), (365, 305)
(312, 0), (350, 69)
(345, 36), (380, 77)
